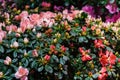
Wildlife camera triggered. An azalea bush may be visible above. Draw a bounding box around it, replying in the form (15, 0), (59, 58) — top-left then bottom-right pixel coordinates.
(1, 0), (120, 23)
(0, 8), (120, 80)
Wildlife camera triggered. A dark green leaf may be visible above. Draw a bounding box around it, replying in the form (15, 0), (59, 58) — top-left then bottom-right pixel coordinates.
(38, 66), (44, 72)
(45, 65), (53, 73)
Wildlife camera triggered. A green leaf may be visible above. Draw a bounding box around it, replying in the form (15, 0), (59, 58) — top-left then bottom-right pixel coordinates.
(45, 65), (53, 73)
(60, 58), (65, 65)
(52, 55), (59, 62)
(93, 73), (99, 79)
(38, 66), (44, 72)
(13, 51), (17, 58)
(0, 45), (4, 53)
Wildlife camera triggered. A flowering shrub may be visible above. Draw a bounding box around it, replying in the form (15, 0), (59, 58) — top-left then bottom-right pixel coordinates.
(0, 8), (120, 80)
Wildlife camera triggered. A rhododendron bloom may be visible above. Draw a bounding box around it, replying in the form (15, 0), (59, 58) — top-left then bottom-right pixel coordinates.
(0, 72), (3, 78)
(82, 5), (95, 17)
(94, 39), (104, 48)
(105, 3), (118, 14)
(50, 45), (56, 52)
(36, 33), (41, 38)
(29, 14), (40, 25)
(61, 45), (66, 52)
(13, 41), (19, 48)
(24, 38), (29, 44)
(100, 55), (108, 66)
(6, 25), (17, 32)
(32, 49), (38, 57)
(81, 54), (92, 62)
(82, 26), (87, 32)
(4, 56), (12, 65)
(79, 47), (84, 53)
(41, 1), (51, 8)
(15, 66), (29, 80)
(108, 52), (116, 65)
(19, 11), (28, 19)
(44, 55), (50, 61)
(98, 67), (108, 80)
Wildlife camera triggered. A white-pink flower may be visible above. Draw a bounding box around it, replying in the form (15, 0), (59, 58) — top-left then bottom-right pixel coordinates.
(4, 56), (12, 65)
(15, 66), (29, 80)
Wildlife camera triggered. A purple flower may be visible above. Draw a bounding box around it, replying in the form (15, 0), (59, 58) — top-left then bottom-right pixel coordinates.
(105, 3), (119, 14)
(54, 5), (64, 11)
(82, 5), (95, 17)
(106, 12), (120, 22)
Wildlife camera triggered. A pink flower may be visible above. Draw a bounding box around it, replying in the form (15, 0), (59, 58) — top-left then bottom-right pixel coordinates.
(82, 26), (87, 32)
(105, 2), (118, 14)
(13, 41), (19, 48)
(20, 17), (33, 32)
(24, 38), (29, 44)
(44, 55), (50, 61)
(29, 14), (40, 25)
(19, 11), (28, 19)
(94, 39), (104, 48)
(32, 49), (38, 57)
(20, 76), (28, 80)
(4, 56), (12, 65)
(41, 1), (51, 8)
(61, 45), (66, 52)
(6, 25), (17, 32)
(82, 5), (95, 17)
(15, 66), (29, 80)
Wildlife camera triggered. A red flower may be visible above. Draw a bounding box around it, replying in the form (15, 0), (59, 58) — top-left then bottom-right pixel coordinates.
(81, 54), (92, 62)
(44, 55), (50, 61)
(98, 67), (108, 80)
(50, 45), (56, 52)
(82, 26), (87, 32)
(109, 52), (116, 65)
(94, 39), (104, 48)
(79, 47), (84, 53)
(100, 55), (108, 66)
(99, 50), (116, 66)
(61, 45), (66, 52)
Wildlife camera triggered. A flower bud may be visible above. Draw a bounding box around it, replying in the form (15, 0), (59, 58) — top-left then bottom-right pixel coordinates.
(32, 49), (38, 57)
(13, 41), (19, 48)
(24, 38), (29, 44)
(0, 72), (3, 78)
(17, 28), (22, 33)
(44, 55), (50, 61)
(16, 33), (21, 37)
(4, 56), (11, 65)
(36, 33), (41, 38)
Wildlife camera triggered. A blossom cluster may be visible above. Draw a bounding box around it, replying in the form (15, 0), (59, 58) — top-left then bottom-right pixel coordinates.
(0, 6), (120, 80)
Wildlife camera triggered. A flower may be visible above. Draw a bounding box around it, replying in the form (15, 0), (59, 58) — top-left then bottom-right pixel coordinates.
(44, 55), (50, 61)
(0, 72), (3, 78)
(81, 54), (92, 62)
(100, 55), (108, 66)
(4, 56), (12, 65)
(29, 14), (40, 25)
(13, 41), (19, 48)
(105, 3), (118, 14)
(6, 25), (17, 32)
(36, 32), (41, 38)
(15, 66), (29, 80)
(60, 45), (66, 52)
(41, 1), (51, 8)
(24, 38), (29, 44)
(94, 39), (104, 48)
(82, 5), (95, 17)
(98, 67), (108, 80)
(32, 49), (38, 57)
(100, 50), (116, 66)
